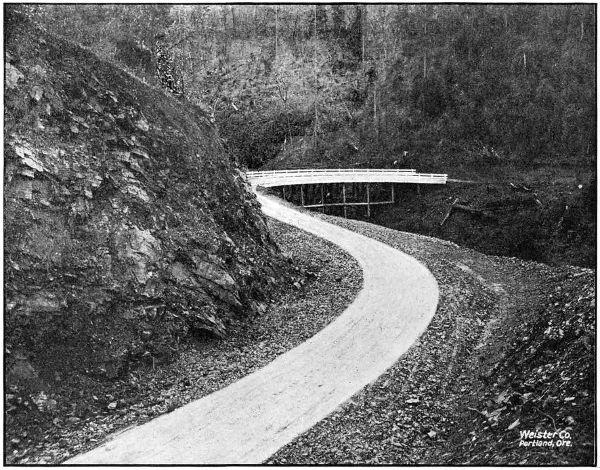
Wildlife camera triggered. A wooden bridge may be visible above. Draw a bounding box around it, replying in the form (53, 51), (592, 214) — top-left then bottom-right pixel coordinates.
(247, 169), (447, 217)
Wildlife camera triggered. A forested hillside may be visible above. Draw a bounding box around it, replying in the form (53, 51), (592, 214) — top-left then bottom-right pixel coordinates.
(28, 4), (596, 171)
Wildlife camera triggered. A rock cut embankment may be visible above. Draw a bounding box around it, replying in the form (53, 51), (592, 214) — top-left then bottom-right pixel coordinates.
(4, 14), (285, 393)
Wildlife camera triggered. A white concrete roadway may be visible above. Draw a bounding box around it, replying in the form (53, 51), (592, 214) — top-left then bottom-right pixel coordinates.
(65, 193), (439, 465)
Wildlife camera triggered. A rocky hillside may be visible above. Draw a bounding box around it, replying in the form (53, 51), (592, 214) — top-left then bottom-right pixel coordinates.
(4, 14), (286, 406)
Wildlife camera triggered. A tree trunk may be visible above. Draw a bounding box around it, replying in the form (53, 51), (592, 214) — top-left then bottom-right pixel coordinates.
(314, 100), (318, 139)
(313, 4), (318, 139)
(230, 6), (237, 39)
(221, 7), (229, 60)
(275, 5), (279, 60)
(361, 5), (366, 62)
(253, 5), (257, 38)
(373, 82), (378, 139)
(291, 14), (299, 43)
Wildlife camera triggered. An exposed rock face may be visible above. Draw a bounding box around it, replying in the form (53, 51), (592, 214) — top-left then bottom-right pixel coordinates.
(4, 17), (284, 386)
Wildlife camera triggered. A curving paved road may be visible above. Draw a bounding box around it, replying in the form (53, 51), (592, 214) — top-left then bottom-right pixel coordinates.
(65, 193), (439, 465)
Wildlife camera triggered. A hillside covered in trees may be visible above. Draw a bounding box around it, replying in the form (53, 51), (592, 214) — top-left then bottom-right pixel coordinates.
(25, 5), (596, 268)
(28, 4), (596, 171)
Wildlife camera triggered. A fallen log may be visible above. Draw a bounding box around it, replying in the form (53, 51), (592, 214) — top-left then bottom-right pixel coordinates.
(440, 198), (459, 226)
(453, 204), (498, 221)
(484, 195), (539, 209)
(509, 182), (532, 193)
(441, 198), (498, 225)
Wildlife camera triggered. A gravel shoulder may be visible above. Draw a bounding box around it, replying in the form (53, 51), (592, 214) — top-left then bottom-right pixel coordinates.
(268, 213), (594, 466)
(6, 218), (362, 464)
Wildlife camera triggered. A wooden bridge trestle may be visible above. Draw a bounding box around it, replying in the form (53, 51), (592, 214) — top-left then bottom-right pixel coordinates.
(278, 182), (402, 218)
(247, 169), (447, 218)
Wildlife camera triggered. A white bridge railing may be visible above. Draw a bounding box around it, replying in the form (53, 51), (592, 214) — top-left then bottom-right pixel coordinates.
(247, 168), (447, 187)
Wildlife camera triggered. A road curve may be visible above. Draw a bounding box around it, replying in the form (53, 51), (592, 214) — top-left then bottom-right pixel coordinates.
(65, 193), (439, 465)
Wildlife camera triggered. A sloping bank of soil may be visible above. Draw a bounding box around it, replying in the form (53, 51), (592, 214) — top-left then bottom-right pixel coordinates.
(268, 214), (594, 465)
(5, 219), (362, 464)
(367, 171), (595, 268)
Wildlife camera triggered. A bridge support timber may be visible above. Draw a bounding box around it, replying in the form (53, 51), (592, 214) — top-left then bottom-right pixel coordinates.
(283, 182), (397, 218)
(342, 184), (347, 219)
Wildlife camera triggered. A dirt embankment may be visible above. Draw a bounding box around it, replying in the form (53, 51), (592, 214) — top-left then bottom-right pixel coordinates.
(269, 215), (594, 466)
(4, 13), (289, 452)
(371, 168), (595, 268)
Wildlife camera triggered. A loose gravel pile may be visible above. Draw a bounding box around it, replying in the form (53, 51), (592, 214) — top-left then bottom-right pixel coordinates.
(267, 213), (594, 465)
(6, 218), (362, 464)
